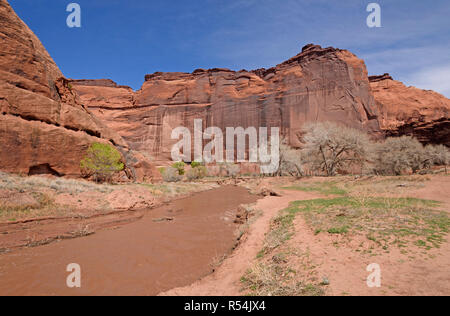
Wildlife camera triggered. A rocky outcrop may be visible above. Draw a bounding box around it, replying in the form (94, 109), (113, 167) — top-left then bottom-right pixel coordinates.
(72, 44), (383, 162)
(370, 74), (449, 146)
(0, 0), (160, 181)
(368, 73), (393, 83)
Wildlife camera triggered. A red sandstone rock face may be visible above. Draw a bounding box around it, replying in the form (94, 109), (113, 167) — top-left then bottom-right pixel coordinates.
(4, 0), (444, 174)
(72, 44), (383, 162)
(0, 0), (160, 182)
(370, 74), (449, 146)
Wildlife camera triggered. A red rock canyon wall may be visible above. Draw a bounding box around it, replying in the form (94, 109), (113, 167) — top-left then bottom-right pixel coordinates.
(0, 0), (160, 181)
(72, 44), (386, 163)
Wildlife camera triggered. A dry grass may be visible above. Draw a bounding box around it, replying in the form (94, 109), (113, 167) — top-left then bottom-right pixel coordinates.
(241, 261), (324, 296)
(294, 197), (448, 251)
(282, 181), (347, 196)
(344, 175), (430, 197)
(0, 172), (113, 194)
(281, 175), (432, 198)
(140, 182), (218, 198)
(0, 172), (218, 222)
(0, 172), (115, 221)
(209, 253), (229, 271)
(280, 176), (448, 252)
(265, 174), (442, 252)
(0, 191), (69, 222)
(235, 204), (263, 240)
(241, 202), (326, 296)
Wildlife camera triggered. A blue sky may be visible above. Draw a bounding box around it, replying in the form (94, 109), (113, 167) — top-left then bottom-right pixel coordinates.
(9, 0), (450, 97)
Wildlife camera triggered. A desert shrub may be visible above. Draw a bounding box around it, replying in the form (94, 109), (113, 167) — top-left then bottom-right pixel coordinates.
(424, 144), (450, 171)
(190, 161), (203, 169)
(80, 143), (124, 183)
(172, 162), (186, 175)
(186, 169), (197, 181)
(226, 163), (241, 178)
(186, 166), (208, 181)
(278, 143), (304, 177)
(162, 167), (183, 182)
(196, 166), (208, 178)
(371, 136), (429, 175)
(301, 122), (370, 176)
(217, 163), (241, 178)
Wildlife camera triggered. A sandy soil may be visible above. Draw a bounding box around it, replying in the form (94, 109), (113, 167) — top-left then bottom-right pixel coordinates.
(161, 175), (450, 296)
(291, 216), (450, 296)
(291, 175), (450, 296)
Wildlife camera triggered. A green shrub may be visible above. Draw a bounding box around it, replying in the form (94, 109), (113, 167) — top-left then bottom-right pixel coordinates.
(172, 162), (186, 175)
(80, 143), (124, 183)
(190, 161), (204, 169)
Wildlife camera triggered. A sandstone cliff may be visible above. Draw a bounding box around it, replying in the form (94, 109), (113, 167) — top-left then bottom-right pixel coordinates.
(0, 0), (159, 181)
(3, 0), (447, 174)
(73, 44), (383, 162)
(370, 74), (449, 146)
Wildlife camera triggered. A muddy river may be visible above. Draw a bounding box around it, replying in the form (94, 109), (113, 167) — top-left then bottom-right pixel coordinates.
(0, 186), (257, 296)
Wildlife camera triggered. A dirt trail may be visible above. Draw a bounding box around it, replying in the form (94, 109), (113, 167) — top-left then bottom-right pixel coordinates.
(161, 189), (323, 296)
(0, 186), (257, 296)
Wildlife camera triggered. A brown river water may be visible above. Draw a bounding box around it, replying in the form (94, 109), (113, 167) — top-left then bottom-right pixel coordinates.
(0, 186), (257, 296)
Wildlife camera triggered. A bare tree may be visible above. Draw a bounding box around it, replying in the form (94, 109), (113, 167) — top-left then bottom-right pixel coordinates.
(371, 136), (429, 175)
(218, 163), (241, 178)
(278, 142), (304, 177)
(301, 122), (370, 176)
(424, 144), (450, 173)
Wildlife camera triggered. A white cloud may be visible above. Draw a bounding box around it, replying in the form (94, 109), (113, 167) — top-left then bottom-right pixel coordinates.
(358, 45), (450, 98)
(405, 64), (450, 98)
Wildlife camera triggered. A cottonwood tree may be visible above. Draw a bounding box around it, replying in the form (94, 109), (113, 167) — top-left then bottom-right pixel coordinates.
(80, 143), (124, 183)
(371, 136), (427, 175)
(370, 137), (450, 175)
(425, 144), (450, 173)
(301, 122), (370, 176)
